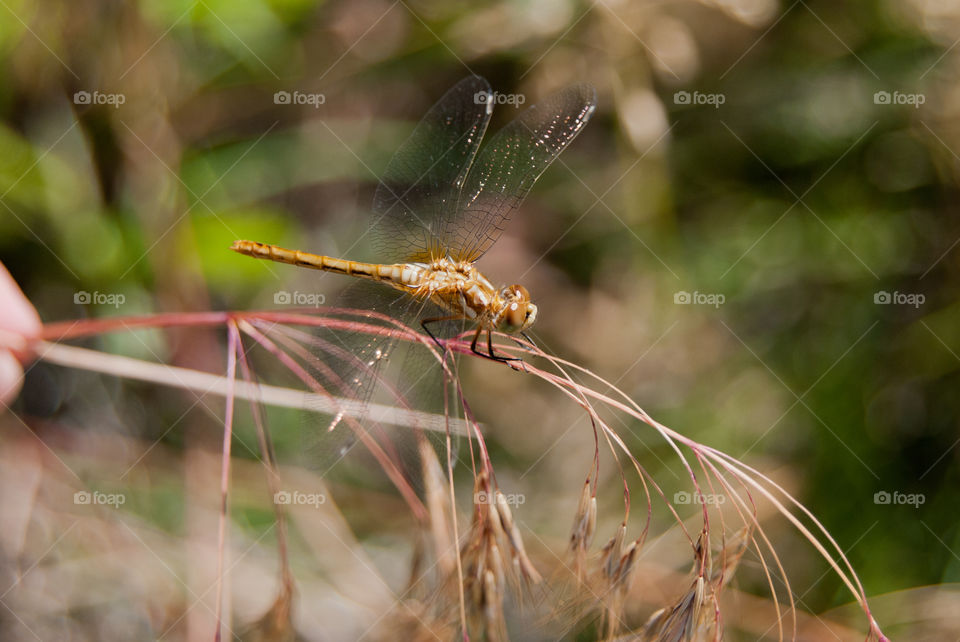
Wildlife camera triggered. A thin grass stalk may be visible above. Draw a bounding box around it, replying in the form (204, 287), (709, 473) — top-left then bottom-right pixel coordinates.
(37, 340), (465, 434)
(234, 325), (296, 630)
(214, 319), (239, 642)
(440, 350), (470, 640)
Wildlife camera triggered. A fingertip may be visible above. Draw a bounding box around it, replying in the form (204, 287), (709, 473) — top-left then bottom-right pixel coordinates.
(0, 264), (41, 339)
(0, 350), (24, 408)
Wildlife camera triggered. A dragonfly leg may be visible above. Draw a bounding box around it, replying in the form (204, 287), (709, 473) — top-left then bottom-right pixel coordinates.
(425, 321), (515, 361)
(478, 328), (521, 363)
(421, 316), (460, 352)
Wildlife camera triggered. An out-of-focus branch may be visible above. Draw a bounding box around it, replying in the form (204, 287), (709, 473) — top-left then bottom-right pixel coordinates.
(35, 341), (469, 436)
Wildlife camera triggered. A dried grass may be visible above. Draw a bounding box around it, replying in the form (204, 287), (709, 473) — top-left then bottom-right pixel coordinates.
(5, 309), (897, 640)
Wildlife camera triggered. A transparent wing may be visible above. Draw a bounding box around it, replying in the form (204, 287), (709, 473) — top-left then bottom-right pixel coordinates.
(371, 76), (494, 263)
(449, 84), (597, 263)
(291, 282), (463, 485)
(299, 283), (430, 473)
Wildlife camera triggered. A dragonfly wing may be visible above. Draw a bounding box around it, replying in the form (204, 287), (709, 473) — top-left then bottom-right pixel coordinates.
(296, 281), (443, 476)
(303, 282), (464, 493)
(371, 76), (494, 263)
(449, 84), (597, 263)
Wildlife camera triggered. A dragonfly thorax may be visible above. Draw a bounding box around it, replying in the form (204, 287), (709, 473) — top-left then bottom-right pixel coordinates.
(401, 258), (536, 333)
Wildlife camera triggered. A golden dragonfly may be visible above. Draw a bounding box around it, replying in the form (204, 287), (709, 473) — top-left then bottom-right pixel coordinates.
(233, 76), (596, 362)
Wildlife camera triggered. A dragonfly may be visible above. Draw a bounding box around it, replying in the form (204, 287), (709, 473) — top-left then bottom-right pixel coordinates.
(232, 76), (595, 450)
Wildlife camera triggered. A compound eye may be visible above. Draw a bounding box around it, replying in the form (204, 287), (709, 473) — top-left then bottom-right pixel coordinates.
(523, 303), (538, 329)
(505, 302), (526, 330)
(509, 284), (530, 301)
(502, 301), (537, 332)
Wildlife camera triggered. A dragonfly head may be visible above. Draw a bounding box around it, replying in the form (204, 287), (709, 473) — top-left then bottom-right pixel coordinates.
(498, 284), (538, 333)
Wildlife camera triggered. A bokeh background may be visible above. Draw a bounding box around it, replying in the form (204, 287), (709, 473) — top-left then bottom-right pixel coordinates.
(1, 0), (958, 639)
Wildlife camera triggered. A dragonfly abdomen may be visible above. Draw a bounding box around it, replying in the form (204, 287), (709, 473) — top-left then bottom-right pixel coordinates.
(231, 240), (423, 284)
